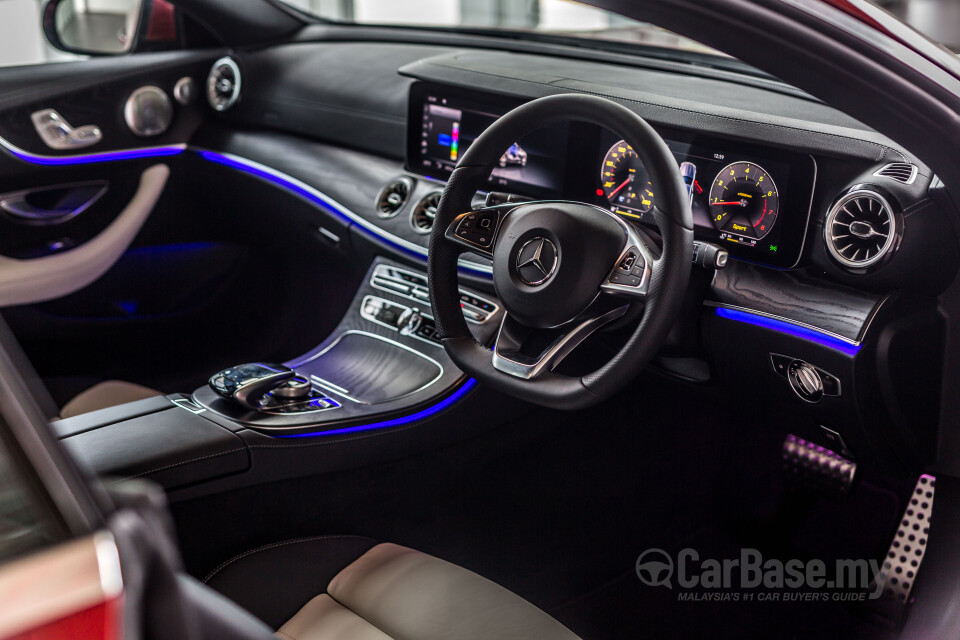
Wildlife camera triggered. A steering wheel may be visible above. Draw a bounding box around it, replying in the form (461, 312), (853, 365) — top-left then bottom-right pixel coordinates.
(428, 94), (693, 409)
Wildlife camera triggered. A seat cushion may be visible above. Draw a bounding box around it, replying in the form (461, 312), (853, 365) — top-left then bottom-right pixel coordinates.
(60, 380), (163, 419)
(277, 595), (391, 640)
(207, 538), (581, 640)
(204, 536), (379, 630)
(318, 543), (581, 640)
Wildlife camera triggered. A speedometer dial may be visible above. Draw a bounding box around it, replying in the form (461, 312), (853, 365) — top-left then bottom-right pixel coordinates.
(709, 162), (780, 241)
(600, 141), (655, 214)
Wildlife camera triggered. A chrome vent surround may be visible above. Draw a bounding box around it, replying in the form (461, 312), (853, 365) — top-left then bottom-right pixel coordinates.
(207, 57), (242, 112)
(375, 178), (412, 218)
(825, 190), (897, 269)
(411, 191), (442, 234)
(874, 163), (918, 185)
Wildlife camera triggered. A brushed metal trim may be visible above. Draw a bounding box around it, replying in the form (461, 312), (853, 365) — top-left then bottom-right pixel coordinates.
(295, 330), (444, 404)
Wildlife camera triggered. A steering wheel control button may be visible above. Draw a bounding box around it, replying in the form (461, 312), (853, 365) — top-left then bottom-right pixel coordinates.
(607, 248), (646, 287)
(516, 237), (559, 286)
(608, 272), (641, 286)
(788, 360), (825, 403)
(454, 210), (501, 249)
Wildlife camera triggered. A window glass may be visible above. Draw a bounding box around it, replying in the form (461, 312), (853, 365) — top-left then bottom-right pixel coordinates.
(280, 0), (960, 54)
(0, 1), (84, 68)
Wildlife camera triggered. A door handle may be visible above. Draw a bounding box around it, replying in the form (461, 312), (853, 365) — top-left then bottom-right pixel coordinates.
(0, 181), (108, 225)
(30, 109), (103, 150)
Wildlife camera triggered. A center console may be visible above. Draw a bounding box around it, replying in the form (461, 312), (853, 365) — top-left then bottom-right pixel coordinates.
(190, 257), (501, 433)
(51, 257), (504, 491)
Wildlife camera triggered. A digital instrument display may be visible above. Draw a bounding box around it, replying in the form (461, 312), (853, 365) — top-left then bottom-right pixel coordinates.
(406, 82), (816, 269)
(407, 84), (569, 198)
(597, 131), (814, 268)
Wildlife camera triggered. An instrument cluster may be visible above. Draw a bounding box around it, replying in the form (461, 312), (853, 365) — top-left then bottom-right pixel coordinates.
(407, 82), (817, 269)
(596, 132), (815, 268)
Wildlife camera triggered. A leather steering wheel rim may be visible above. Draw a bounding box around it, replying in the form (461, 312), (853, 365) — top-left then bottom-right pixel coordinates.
(428, 94), (693, 409)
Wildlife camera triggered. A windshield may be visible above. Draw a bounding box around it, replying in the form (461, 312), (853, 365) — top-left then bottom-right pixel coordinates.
(279, 0), (724, 57)
(281, 0), (960, 56)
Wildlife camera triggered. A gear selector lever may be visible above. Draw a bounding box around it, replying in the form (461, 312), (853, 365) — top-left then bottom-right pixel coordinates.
(209, 363), (297, 411)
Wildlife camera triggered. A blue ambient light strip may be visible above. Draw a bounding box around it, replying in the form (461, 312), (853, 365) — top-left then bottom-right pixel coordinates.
(0, 140), (184, 166)
(714, 307), (861, 357)
(198, 150), (493, 278)
(275, 378), (478, 438)
(199, 150), (355, 225)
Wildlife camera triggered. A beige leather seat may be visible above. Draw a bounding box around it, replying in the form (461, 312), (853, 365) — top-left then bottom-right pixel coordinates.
(206, 539), (581, 640)
(60, 380), (164, 419)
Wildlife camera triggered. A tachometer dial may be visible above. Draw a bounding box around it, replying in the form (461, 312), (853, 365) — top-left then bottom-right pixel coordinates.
(709, 162), (779, 241)
(600, 141), (655, 215)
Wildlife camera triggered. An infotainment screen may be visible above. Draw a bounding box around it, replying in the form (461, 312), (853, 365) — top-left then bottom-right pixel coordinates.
(407, 84), (569, 198)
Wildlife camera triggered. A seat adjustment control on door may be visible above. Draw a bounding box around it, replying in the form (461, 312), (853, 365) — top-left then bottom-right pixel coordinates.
(30, 109), (103, 150)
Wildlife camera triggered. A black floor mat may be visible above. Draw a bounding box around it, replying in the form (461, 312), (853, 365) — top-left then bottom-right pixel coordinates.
(550, 524), (898, 640)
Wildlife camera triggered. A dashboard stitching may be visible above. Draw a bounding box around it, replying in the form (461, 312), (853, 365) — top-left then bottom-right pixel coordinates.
(419, 62), (905, 163)
(903, 198), (934, 218)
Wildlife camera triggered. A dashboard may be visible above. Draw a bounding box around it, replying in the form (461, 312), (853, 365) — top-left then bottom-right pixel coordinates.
(407, 82), (816, 268)
(25, 40), (943, 472)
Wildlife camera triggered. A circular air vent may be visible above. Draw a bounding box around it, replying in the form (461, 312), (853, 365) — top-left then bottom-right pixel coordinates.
(375, 178), (413, 218)
(411, 191), (441, 234)
(207, 57), (241, 112)
(825, 190), (897, 269)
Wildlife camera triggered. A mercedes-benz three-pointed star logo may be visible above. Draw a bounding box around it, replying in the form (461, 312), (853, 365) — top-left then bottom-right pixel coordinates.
(516, 237), (558, 286)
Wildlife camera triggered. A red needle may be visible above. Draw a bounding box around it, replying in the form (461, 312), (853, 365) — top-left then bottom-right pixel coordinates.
(713, 201), (746, 206)
(609, 176), (633, 198)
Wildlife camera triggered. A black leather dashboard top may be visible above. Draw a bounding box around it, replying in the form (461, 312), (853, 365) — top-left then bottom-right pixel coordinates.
(227, 43), (457, 160)
(225, 42), (919, 168)
(398, 49), (916, 166)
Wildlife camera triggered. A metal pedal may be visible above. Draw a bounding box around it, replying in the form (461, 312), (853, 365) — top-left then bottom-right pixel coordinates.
(782, 434), (856, 496)
(867, 474), (936, 622)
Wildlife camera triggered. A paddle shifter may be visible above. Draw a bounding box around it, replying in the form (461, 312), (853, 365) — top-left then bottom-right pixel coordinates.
(208, 363), (312, 411)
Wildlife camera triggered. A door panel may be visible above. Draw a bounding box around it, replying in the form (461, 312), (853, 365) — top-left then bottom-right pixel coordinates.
(0, 165), (168, 306)
(0, 50), (306, 400)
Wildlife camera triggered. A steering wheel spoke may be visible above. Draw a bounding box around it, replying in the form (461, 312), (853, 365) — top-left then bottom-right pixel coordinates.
(492, 305), (628, 379)
(600, 218), (655, 300)
(443, 203), (516, 258)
